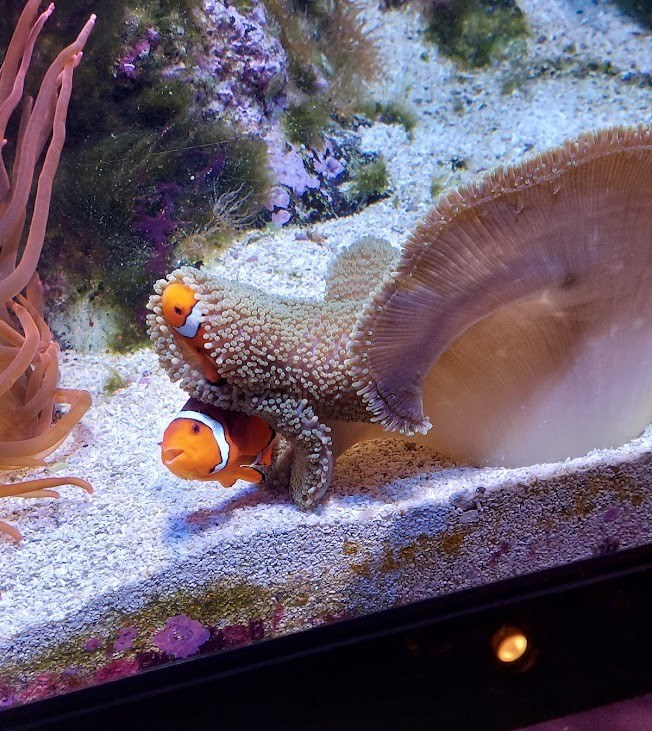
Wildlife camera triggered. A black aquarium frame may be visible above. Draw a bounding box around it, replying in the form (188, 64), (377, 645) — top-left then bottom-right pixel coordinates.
(3, 543), (651, 731)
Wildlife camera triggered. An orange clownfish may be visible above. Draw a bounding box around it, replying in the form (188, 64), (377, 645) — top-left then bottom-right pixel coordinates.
(161, 398), (276, 487)
(161, 282), (220, 383)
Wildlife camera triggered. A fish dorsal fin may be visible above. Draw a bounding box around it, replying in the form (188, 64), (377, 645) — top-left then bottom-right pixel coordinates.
(325, 237), (398, 303)
(347, 125), (652, 438)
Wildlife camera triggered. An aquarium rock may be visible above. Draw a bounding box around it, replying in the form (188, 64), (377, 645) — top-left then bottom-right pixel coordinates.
(198, 0), (288, 127)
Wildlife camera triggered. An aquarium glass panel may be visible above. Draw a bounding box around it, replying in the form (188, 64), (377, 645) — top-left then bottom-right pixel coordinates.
(1, 0), (651, 711)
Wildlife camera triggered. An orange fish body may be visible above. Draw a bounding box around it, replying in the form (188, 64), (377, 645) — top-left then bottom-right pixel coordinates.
(161, 282), (220, 382)
(161, 398), (276, 487)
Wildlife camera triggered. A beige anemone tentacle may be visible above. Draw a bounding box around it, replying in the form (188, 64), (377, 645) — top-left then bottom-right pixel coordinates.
(0, 7), (94, 540)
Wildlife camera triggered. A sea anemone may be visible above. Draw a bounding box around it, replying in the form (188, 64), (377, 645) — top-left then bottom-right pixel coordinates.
(0, 1), (94, 540)
(149, 125), (651, 508)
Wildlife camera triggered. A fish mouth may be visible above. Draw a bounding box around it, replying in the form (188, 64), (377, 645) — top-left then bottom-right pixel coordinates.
(162, 448), (184, 466)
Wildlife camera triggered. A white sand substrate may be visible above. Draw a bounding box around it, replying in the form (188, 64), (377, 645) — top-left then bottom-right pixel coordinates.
(1, 0), (651, 667)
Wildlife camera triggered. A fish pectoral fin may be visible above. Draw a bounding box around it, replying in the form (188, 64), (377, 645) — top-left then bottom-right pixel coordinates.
(236, 465), (266, 485)
(259, 438), (277, 467)
(216, 474), (238, 488)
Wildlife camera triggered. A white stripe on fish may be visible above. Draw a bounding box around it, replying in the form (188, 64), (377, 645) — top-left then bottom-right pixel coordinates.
(174, 304), (203, 339)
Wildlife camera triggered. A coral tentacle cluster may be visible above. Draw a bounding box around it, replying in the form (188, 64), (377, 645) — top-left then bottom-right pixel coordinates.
(0, 1), (94, 540)
(149, 125), (652, 509)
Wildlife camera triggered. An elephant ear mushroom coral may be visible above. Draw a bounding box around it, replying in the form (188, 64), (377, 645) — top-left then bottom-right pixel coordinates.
(348, 124), (652, 466)
(150, 124), (651, 509)
(0, 1), (95, 541)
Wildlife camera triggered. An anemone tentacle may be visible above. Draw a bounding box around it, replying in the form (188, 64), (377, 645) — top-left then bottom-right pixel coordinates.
(147, 241), (393, 507)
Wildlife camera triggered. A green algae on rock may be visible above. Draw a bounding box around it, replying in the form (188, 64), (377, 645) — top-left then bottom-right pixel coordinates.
(419, 0), (528, 68)
(102, 369), (128, 395)
(23, 0), (275, 351)
(6, 0), (385, 352)
(347, 157), (391, 204)
(264, 0), (380, 109)
(284, 99), (334, 147)
(0, 578), (285, 697)
(361, 99), (418, 140)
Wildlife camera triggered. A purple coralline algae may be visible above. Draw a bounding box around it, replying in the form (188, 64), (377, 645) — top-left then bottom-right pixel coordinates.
(198, 0), (288, 127)
(200, 620), (265, 654)
(249, 618), (266, 642)
(0, 684), (16, 709)
(14, 671), (81, 704)
(113, 626), (138, 652)
(266, 128), (321, 195)
(134, 650), (173, 669)
(265, 185), (291, 211)
(222, 623), (251, 647)
(115, 26), (160, 80)
(313, 142), (346, 180)
(261, 128), (361, 225)
(260, 127), (385, 224)
(152, 615), (211, 659)
(193, 1), (356, 226)
(84, 637), (103, 652)
(271, 209), (292, 226)
(603, 506), (620, 522)
(0, 605), (338, 711)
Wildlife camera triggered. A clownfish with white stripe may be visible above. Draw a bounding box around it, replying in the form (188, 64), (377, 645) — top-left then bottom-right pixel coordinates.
(161, 398), (276, 487)
(161, 282), (221, 383)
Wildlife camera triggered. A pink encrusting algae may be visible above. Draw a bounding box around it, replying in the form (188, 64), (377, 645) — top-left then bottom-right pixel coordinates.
(0, 603), (299, 709)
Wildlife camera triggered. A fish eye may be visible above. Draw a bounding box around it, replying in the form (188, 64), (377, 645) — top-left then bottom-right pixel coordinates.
(174, 306), (183, 315)
(192, 423), (201, 434)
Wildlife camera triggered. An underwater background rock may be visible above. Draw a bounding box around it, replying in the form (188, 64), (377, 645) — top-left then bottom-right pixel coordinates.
(0, 0), (651, 708)
(0, 0), (386, 352)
